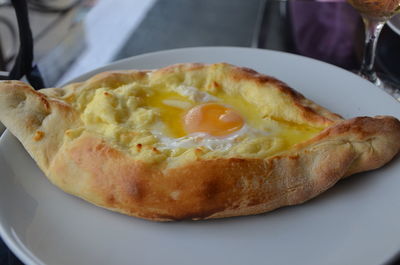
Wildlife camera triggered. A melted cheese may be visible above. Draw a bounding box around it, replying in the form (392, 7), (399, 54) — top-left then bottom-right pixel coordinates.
(64, 76), (325, 164)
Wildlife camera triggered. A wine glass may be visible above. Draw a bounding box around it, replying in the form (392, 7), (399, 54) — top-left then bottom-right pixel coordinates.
(347, 0), (400, 87)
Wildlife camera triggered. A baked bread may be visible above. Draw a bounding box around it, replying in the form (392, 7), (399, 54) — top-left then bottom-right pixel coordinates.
(0, 63), (399, 221)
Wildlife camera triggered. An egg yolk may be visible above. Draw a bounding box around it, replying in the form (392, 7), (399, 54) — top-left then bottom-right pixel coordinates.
(183, 103), (244, 137)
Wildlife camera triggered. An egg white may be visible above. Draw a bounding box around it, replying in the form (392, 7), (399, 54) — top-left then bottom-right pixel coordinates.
(155, 124), (269, 151)
(174, 85), (219, 102)
(152, 86), (269, 151)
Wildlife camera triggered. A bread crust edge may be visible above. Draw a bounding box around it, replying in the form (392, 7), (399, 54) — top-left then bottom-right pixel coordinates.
(47, 116), (400, 221)
(1, 64), (400, 221)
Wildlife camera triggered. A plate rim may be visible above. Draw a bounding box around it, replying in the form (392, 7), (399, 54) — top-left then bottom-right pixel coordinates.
(0, 131), (45, 265)
(63, 46), (399, 106)
(0, 46), (399, 265)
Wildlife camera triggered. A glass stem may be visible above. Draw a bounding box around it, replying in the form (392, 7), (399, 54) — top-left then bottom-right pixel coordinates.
(359, 15), (386, 85)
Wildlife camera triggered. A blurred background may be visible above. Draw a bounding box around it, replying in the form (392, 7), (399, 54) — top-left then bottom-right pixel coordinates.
(0, 0), (400, 263)
(0, 0), (399, 87)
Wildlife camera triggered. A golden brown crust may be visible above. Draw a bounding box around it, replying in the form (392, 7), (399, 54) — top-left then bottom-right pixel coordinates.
(1, 63), (400, 221)
(0, 80), (80, 170)
(151, 63), (343, 127)
(223, 65), (343, 125)
(45, 115), (400, 221)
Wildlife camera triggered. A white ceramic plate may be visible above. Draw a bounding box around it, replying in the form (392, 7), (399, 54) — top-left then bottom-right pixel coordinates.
(1, 47), (400, 265)
(388, 14), (400, 36)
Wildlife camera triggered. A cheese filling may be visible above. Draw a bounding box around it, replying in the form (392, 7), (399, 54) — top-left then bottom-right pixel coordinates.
(61, 76), (324, 164)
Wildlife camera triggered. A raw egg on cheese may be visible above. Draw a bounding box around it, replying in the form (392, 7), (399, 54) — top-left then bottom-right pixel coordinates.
(145, 86), (271, 151)
(183, 103), (244, 137)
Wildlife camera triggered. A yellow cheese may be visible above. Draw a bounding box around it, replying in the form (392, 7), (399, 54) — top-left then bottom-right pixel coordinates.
(65, 75), (325, 164)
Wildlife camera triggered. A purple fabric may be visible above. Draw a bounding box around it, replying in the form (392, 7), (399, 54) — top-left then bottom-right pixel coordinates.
(289, 0), (361, 69)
